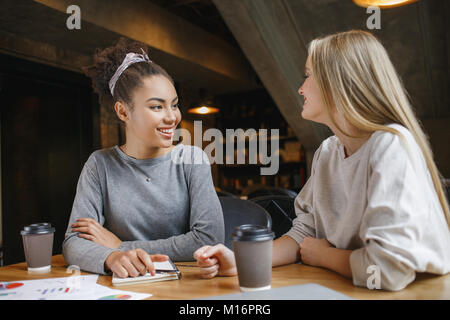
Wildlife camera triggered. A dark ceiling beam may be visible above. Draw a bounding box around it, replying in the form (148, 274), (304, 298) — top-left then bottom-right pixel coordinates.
(213, 0), (331, 156)
(32, 0), (258, 94)
(213, 0), (450, 159)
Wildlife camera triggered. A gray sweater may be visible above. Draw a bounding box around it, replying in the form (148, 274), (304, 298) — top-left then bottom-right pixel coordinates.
(62, 144), (224, 275)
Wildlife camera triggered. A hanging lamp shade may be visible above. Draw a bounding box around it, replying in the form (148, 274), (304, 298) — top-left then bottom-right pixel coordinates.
(187, 106), (220, 115)
(187, 88), (219, 115)
(353, 0), (418, 8)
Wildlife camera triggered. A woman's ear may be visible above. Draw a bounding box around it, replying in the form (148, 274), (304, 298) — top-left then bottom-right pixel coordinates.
(114, 101), (129, 123)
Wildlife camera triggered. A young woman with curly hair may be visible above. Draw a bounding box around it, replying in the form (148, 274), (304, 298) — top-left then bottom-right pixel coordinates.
(63, 38), (224, 278)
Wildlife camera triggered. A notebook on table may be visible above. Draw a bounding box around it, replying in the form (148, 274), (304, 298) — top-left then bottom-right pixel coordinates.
(112, 259), (181, 287)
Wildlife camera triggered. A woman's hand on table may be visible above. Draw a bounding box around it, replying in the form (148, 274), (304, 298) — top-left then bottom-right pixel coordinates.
(105, 249), (169, 278)
(71, 218), (122, 249)
(194, 244), (237, 279)
(300, 237), (353, 278)
(299, 237), (333, 267)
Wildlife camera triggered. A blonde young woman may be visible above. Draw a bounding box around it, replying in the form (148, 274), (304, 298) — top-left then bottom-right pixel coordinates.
(194, 30), (450, 291)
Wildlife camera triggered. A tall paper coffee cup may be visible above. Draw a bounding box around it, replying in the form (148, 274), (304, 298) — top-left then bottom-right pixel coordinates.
(231, 224), (274, 292)
(21, 223), (55, 274)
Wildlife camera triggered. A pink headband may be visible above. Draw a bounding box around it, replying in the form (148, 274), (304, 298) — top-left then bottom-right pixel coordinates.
(108, 48), (152, 96)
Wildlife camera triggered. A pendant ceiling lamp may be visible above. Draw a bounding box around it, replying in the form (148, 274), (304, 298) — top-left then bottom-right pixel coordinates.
(353, 0), (418, 9)
(187, 88), (219, 115)
(187, 106), (220, 115)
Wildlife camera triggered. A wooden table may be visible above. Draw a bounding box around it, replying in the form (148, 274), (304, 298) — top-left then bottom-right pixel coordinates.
(1, 255), (449, 300)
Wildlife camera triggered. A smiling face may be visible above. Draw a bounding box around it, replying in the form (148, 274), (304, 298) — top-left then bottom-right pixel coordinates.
(298, 56), (330, 125)
(117, 75), (181, 153)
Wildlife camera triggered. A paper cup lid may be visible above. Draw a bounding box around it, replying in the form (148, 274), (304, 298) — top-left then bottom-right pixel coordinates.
(21, 223), (55, 235)
(231, 224), (274, 242)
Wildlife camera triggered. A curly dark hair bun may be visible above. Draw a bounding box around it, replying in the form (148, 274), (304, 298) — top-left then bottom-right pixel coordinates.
(83, 37), (173, 110)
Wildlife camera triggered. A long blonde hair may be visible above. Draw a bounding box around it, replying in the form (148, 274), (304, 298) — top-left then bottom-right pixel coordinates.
(308, 30), (450, 227)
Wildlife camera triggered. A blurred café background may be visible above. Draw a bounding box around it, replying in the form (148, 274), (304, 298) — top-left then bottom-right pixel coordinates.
(0, 0), (449, 265)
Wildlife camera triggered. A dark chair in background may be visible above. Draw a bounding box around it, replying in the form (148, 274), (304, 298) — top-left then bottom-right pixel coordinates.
(249, 195), (296, 239)
(246, 187), (297, 200)
(219, 197), (272, 249)
(216, 190), (238, 198)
